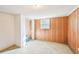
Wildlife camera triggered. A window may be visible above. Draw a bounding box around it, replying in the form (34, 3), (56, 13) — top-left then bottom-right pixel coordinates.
(40, 19), (50, 29)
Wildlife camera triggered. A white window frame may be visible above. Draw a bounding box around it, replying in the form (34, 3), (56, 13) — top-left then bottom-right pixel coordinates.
(40, 18), (50, 29)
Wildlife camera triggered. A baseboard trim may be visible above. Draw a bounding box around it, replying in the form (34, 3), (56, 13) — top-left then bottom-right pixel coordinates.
(0, 44), (18, 52)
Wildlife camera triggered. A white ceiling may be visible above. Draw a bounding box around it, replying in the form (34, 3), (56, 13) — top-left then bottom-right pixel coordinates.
(0, 5), (77, 19)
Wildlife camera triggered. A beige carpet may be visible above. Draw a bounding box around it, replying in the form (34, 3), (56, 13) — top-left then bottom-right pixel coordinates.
(2, 40), (73, 54)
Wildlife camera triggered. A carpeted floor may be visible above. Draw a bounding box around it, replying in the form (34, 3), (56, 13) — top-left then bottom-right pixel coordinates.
(2, 40), (73, 54)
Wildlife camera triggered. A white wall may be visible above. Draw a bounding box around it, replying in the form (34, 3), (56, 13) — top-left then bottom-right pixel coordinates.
(0, 12), (27, 50)
(14, 15), (21, 47)
(0, 13), (16, 50)
(20, 15), (26, 48)
(31, 20), (35, 39)
(14, 15), (27, 48)
(25, 19), (30, 36)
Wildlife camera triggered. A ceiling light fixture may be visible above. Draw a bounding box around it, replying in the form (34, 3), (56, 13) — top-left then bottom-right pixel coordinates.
(33, 5), (42, 9)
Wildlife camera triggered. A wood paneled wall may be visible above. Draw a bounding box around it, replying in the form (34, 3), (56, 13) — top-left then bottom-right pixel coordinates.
(35, 16), (68, 43)
(77, 8), (79, 53)
(68, 7), (79, 54)
(29, 7), (79, 54)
